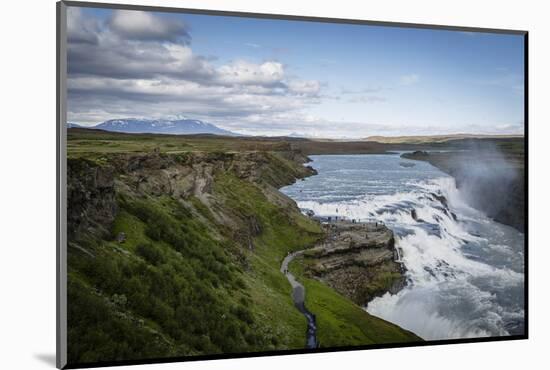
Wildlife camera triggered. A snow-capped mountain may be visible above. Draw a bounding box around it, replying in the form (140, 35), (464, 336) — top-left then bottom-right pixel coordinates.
(89, 118), (238, 136)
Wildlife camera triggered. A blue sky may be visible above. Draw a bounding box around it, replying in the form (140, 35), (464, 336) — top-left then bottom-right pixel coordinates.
(67, 6), (525, 138)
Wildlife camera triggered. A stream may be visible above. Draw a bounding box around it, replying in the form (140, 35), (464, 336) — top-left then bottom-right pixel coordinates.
(281, 251), (318, 348)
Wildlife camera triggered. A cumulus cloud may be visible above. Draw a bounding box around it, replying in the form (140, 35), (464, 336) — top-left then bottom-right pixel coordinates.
(67, 7), (99, 44)
(216, 61), (285, 86)
(68, 33), (214, 80)
(287, 80), (321, 96)
(66, 8), (323, 128)
(108, 10), (190, 43)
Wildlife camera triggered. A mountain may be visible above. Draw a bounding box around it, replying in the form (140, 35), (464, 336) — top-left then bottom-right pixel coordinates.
(67, 122), (83, 128)
(364, 133), (523, 144)
(90, 118), (238, 136)
(287, 132), (309, 138)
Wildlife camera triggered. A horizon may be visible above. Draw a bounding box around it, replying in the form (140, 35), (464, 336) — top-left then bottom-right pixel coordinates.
(67, 118), (525, 140)
(67, 6), (525, 139)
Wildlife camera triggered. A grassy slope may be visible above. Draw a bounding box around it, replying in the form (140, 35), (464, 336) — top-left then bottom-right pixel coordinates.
(213, 171), (324, 348)
(67, 160), (317, 364)
(68, 194), (263, 362)
(289, 256), (422, 347)
(67, 131), (421, 364)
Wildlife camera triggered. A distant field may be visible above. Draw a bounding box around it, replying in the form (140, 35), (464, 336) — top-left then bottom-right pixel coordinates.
(67, 128), (294, 156)
(364, 134), (524, 144)
(68, 128), (525, 160)
(67, 128), (402, 156)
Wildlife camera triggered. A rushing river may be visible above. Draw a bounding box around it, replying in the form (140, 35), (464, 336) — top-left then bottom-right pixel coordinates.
(281, 154), (524, 340)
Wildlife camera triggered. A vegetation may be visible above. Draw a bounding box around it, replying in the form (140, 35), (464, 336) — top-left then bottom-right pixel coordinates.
(68, 195), (268, 362)
(67, 128), (297, 157)
(66, 140), (323, 364)
(66, 129), (422, 365)
(289, 256), (421, 347)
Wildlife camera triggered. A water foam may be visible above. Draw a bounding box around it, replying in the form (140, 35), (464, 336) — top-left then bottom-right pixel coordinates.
(284, 156), (524, 340)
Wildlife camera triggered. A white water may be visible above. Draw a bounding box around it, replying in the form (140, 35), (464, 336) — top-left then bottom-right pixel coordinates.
(281, 154), (524, 340)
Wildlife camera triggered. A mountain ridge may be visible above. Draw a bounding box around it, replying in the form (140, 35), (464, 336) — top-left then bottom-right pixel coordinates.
(69, 118), (239, 136)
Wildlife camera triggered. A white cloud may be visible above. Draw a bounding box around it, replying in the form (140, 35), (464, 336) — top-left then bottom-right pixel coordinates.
(67, 11), (324, 128)
(217, 61), (285, 86)
(287, 80), (321, 96)
(66, 9), (522, 138)
(400, 74), (420, 86)
(109, 10), (190, 42)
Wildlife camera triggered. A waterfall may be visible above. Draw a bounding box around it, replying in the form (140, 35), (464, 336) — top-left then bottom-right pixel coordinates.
(282, 154), (525, 340)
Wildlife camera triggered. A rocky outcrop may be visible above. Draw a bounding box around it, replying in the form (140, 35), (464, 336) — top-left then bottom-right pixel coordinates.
(67, 150), (315, 242)
(67, 158), (118, 240)
(302, 221), (405, 306)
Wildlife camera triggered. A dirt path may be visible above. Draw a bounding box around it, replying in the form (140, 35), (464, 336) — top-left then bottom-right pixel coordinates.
(281, 251), (318, 348)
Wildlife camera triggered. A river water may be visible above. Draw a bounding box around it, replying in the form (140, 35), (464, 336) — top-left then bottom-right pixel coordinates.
(281, 154), (524, 340)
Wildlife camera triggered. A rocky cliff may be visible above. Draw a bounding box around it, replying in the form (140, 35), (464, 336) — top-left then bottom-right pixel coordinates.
(301, 221), (405, 306)
(67, 150), (316, 243)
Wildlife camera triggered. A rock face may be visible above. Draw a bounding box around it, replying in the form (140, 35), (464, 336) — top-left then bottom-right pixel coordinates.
(67, 150), (315, 243)
(303, 221), (405, 306)
(67, 158), (118, 240)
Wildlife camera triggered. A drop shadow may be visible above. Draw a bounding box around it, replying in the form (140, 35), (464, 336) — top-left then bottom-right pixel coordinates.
(34, 353), (56, 367)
